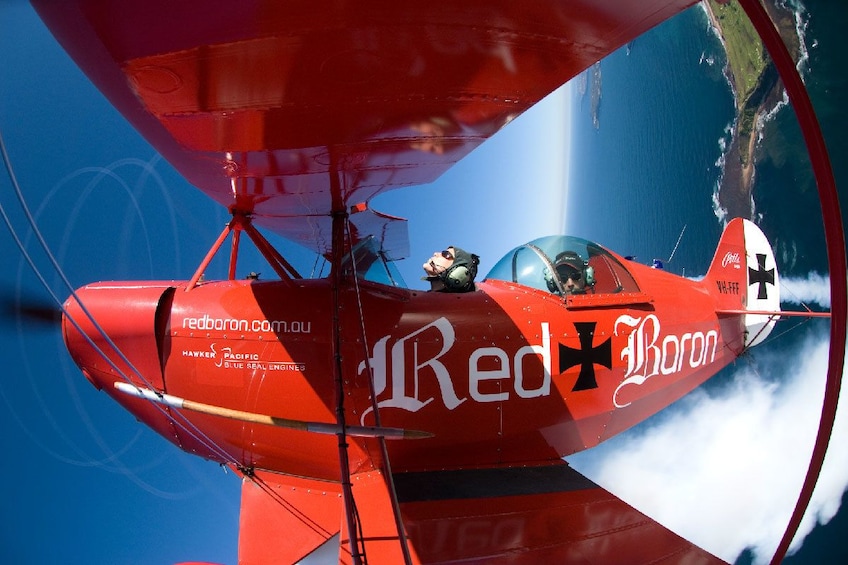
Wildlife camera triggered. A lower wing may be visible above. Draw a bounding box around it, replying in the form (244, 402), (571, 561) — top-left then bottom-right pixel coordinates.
(237, 462), (724, 564)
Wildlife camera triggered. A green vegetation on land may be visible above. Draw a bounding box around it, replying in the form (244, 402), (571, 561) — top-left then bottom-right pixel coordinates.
(708, 0), (768, 110)
(708, 0), (773, 166)
(705, 1), (801, 216)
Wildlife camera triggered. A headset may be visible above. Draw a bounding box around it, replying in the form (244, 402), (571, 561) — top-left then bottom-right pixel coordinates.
(544, 252), (595, 295)
(441, 253), (480, 292)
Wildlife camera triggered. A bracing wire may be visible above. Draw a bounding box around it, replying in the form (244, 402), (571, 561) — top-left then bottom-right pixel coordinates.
(666, 224), (686, 264)
(249, 471), (338, 539)
(0, 128), (240, 468)
(1, 129), (159, 389)
(345, 218), (413, 565)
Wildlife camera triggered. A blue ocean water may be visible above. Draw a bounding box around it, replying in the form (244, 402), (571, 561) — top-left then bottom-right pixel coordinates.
(753, 0), (845, 279)
(569, 2), (837, 281)
(569, 6), (734, 277)
(777, 2), (848, 562)
(567, 3), (847, 563)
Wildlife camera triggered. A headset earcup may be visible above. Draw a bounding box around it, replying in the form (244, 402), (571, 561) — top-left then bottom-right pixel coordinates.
(584, 265), (595, 286)
(444, 265), (469, 290)
(543, 267), (558, 293)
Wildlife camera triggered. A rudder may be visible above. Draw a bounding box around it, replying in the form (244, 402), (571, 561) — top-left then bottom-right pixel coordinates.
(706, 218), (780, 347)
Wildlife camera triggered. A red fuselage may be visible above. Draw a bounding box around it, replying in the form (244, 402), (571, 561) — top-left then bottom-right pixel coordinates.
(63, 259), (744, 481)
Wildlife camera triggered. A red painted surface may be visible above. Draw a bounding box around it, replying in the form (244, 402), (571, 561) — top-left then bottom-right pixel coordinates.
(37, 1), (824, 563)
(33, 0), (699, 258)
(64, 233), (749, 479)
(238, 470), (342, 564)
(61, 219), (760, 562)
(396, 464), (721, 564)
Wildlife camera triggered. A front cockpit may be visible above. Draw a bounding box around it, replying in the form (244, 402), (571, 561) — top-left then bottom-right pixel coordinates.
(338, 236), (407, 287)
(484, 235), (641, 296)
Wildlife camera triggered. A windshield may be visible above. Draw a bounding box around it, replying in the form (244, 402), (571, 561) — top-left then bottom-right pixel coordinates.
(485, 235), (639, 295)
(338, 236), (407, 287)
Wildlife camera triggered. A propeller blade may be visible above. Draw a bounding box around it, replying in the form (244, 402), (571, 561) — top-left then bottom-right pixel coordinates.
(0, 290), (62, 325)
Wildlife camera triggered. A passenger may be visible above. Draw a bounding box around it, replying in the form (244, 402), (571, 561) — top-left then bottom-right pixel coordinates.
(551, 251), (588, 295)
(422, 246), (480, 292)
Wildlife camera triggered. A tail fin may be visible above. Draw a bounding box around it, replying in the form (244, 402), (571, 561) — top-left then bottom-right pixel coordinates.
(706, 218), (780, 347)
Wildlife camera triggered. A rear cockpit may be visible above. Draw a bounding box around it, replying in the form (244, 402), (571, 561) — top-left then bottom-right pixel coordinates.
(485, 235), (641, 296)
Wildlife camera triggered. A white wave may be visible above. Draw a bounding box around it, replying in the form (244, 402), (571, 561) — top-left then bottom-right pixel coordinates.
(762, 89), (790, 125)
(711, 187), (728, 226)
(755, 1), (810, 132)
(698, 2), (737, 103)
(778, 239), (799, 272)
(700, 3), (726, 50)
(778, 0), (811, 76)
(711, 118), (737, 226)
(753, 87), (789, 155)
(568, 328), (847, 563)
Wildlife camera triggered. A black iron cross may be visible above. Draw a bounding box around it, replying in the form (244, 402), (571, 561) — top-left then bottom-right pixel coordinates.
(559, 321), (612, 392)
(748, 253), (775, 300)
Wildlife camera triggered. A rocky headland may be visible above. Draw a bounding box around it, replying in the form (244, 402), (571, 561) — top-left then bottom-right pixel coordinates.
(704, 0), (803, 219)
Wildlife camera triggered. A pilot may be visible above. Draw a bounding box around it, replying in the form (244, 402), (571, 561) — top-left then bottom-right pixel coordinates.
(549, 251), (590, 295)
(422, 246), (480, 293)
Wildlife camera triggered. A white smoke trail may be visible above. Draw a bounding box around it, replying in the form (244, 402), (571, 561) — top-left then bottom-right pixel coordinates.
(781, 272), (831, 308)
(569, 326), (845, 563)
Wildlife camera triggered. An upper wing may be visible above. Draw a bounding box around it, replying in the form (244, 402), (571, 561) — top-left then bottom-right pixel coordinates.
(32, 0), (698, 257)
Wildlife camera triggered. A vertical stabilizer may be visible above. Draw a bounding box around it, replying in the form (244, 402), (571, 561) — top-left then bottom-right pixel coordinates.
(706, 218), (780, 347)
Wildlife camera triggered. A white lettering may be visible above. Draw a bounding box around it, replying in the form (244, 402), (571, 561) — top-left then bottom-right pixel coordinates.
(722, 251), (741, 268)
(469, 348), (510, 402)
(689, 332), (704, 367)
(705, 330), (718, 363)
(677, 333), (692, 371)
(182, 343), (304, 372)
(180, 315), (311, 334)
(365, 317), (465, 414)
(514, 323), (551, 399)
(614, 314), (719, 408)
(660, 335), (679, 375)
(359, 318), (554, 422)
(615, 314), (661, 380)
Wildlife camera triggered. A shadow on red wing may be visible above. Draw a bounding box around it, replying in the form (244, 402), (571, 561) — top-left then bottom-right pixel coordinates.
(393, 463), (725, 564)
(239, 463), (725, 564)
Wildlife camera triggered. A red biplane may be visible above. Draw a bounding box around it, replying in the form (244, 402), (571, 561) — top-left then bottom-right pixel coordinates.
(25, 1), (844, 564)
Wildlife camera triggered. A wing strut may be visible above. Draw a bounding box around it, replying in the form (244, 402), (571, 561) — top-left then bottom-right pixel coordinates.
(186, 211), (301, 290)
(329, 206), (414, 564)
(331, 208), (364, 564)
(344, 214), (414, 565)
(736, 0), (848, 562)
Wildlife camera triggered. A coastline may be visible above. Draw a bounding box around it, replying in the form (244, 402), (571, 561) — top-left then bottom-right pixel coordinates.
(704, 0), (801, 221)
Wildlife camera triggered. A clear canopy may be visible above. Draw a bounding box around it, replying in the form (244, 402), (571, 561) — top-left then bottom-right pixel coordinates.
(484, 235), (640, 295)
